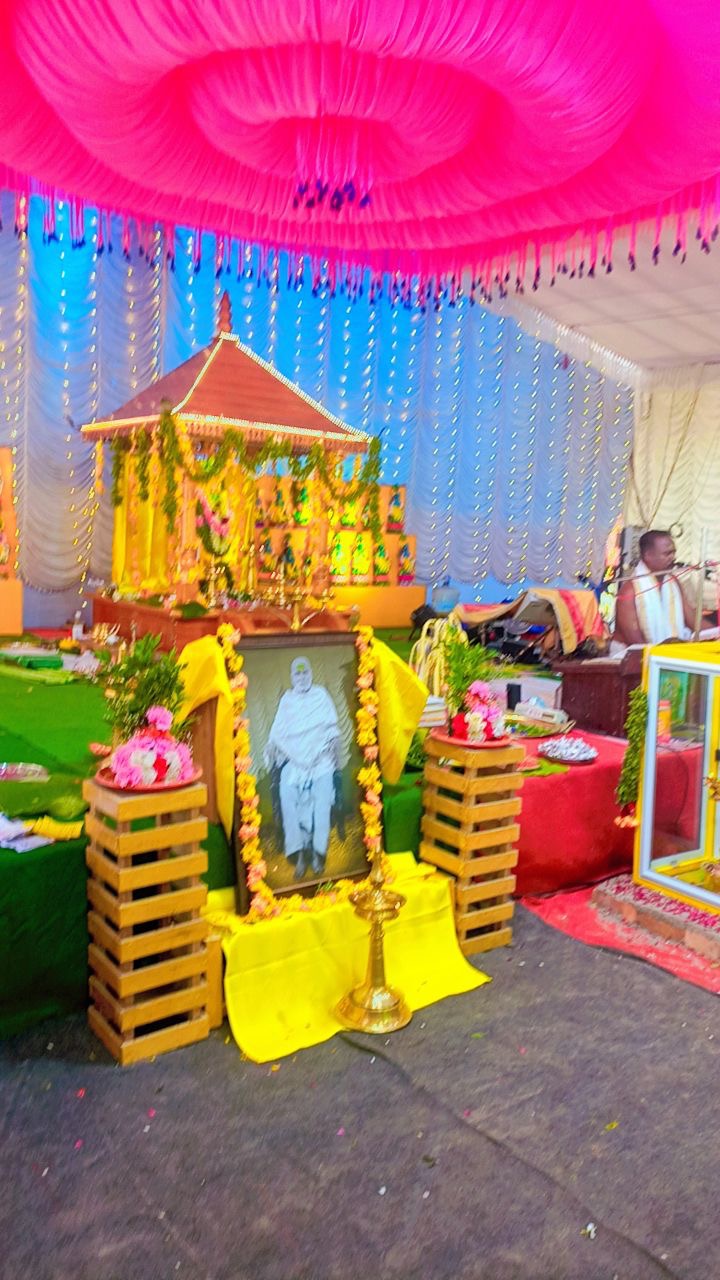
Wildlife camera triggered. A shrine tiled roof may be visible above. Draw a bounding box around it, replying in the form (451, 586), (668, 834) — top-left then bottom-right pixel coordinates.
(81, 320), (368, 454)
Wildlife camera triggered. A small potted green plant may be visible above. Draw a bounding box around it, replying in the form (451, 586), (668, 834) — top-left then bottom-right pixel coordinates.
(97, 633), (188, 744)
(443, 632), (514, 743)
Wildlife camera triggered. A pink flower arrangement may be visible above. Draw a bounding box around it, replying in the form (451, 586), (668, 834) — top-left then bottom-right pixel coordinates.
(108, 706), (195, 789)
(147, 704), (173, 732)
(450, 683), (506, 743)
(198, 490), (231, 539)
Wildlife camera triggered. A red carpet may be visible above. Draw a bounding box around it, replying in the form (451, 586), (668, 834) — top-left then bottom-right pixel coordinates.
(523, 886), (720, 994)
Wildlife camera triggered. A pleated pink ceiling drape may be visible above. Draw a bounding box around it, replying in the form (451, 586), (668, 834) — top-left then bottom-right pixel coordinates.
(1, 0), (720, 287)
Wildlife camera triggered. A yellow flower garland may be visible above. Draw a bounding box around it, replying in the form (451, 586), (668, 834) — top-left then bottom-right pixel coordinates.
(216, 621), (388, 922)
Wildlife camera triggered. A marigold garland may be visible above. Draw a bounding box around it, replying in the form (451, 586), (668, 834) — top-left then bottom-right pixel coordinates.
(216, 621), (388, 923)
(112, 405), (382, 540)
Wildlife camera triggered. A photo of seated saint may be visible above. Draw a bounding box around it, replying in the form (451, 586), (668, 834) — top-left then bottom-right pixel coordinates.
(263, 656), (343, 880)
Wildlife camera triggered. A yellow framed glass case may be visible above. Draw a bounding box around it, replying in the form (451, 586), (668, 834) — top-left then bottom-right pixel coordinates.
(634, 642), (720, 913)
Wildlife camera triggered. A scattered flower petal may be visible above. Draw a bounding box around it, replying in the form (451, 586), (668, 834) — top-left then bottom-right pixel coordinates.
(74, 1140), (83, 1151)
(75, 1088), (86, 1098)
(378, 1186), (387, 1196)
(336, 1128), (346, 1137)
(604, 1121), (619, 1131)
(422, 1190), (430, 1200)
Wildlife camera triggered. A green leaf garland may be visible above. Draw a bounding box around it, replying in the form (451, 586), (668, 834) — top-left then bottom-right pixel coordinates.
(146, 404), (382, 536)
(110, 438), (128, 507)
(616, 686), (648, 808)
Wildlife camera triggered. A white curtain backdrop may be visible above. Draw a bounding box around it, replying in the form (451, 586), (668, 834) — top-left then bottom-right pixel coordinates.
(626, 381), (720, 565)
(0, 193), (635, 624)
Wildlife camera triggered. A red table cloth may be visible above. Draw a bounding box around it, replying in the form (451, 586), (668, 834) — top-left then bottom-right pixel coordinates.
(516, 733), (701, 896)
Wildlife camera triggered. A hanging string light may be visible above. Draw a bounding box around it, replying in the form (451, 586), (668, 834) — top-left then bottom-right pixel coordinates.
(441, 302), (464, 579)
(518, 335), (541, 581)
(78, 216), (101, 610)
(267, 253), (280, 365)
(1, 196), (27, 576)
(556, 354), (576, 576)
(390, 306), (421, 486)
(359, 287), (377, 435)
(542, 349), (562, 584)
(505, 321), (525, 581)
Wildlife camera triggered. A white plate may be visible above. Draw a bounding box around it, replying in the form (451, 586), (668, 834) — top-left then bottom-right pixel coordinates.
(536, 736), (598, 765)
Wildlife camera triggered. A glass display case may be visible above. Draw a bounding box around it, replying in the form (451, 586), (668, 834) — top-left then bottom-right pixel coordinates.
(635, 642), (720, 911)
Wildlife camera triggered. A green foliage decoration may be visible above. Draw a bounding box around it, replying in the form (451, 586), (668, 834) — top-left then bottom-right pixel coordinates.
(97, 633), (188, 742)
(113, 403), (383, 539)
(135, 427), (152, 502)
(109, 438), (128, 507)
(616, 686), (649, 808)
(158, 408), (182, 528)
(443, 631), (516, 718)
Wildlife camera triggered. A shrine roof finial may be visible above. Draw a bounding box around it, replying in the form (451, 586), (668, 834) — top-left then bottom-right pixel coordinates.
(218, 290), (232, 334)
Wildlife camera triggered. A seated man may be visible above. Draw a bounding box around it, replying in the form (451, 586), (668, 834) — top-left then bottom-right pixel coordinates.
(613, 529), (694, 649)
(264, 656), (342, 880)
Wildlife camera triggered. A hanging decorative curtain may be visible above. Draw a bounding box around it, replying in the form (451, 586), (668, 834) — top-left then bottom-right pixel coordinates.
(0, 1), (719, 293)
(626, 381), (720, 565)
(0, 194), (634, 619)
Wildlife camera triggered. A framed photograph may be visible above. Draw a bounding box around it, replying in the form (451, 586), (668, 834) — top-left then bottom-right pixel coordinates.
(234, 633), (368, 899)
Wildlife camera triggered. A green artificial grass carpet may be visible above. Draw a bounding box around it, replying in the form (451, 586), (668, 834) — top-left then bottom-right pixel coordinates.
(0, 668), (108, 819)
(0, 671), (234, 1037)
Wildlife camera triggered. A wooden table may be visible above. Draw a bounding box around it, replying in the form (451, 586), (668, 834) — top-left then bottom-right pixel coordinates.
(552, 647), (643, 737)
(92, 595), (352, 649)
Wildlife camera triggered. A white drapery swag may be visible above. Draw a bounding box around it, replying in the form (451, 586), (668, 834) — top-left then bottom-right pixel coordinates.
(626, 380), (720, 566)
(0, 193), (634, 609)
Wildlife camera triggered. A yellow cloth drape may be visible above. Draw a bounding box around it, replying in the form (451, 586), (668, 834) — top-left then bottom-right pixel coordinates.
(205, 854), (488, 1062)
(373, 638), (429, 784)
(179, 633), (429, 836)
(179, 636), (236, 837)
(112, 456), (171, 593)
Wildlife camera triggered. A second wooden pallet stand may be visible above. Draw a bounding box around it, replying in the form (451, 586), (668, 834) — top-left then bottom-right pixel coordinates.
(420, 735), (523, 955)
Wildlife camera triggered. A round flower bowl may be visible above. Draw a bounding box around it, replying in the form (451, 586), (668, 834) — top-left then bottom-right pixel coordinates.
(95, 765), (203, 792)
(429, 729), (512, 750)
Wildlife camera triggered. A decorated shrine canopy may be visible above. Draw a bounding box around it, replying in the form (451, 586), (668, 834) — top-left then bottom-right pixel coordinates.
(81, 296), (368, 455)
(2, 0), (720, 293)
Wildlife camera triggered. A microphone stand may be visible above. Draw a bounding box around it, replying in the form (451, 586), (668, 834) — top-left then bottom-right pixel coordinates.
(693, 530), (708, 641)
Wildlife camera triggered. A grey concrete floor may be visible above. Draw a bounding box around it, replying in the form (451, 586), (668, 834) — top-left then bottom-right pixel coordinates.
(0, 905), (717, 1280)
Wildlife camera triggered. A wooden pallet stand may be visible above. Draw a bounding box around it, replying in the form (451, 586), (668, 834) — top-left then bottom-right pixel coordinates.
(419, 735), (523, 956)
(83, 778), (210, 1065)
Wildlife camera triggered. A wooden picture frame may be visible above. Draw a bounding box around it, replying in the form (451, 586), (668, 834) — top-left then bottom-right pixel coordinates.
(233, 632), (368, 907)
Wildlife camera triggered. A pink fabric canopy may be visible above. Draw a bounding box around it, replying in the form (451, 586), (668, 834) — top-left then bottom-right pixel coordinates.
(2, 0), (720, 288)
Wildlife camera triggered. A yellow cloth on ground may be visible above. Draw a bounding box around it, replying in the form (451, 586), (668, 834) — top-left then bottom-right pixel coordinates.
(204, 854), (488, 1063)
(179, 634), (429, 836)
(29, 815), (84, 841)
(373, 639), (428, 784)
(179, 636), (235, 837)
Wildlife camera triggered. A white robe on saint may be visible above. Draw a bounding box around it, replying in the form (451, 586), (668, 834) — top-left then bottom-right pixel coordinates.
(265, 683), (340, 859)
